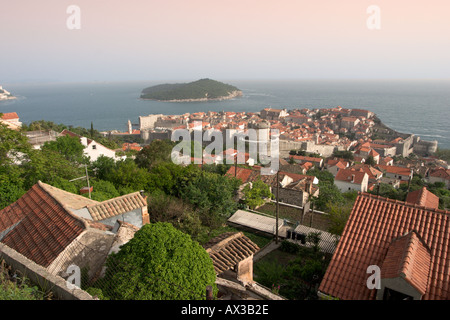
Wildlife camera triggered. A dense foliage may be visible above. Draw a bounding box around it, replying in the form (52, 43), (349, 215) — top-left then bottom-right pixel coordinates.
(254, 241), (329, 300)
(0, 260), (45, 300)
(140, 78), (241, 100)
(21, 120), (120, 150)
(94, 222), (217, 300)
(242, 179), (273, 210)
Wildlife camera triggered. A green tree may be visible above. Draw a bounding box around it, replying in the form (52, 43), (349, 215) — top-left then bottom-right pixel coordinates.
(0, 122), (31, 166)
(89, 179), (120, 201)
(306, 169), (334, 185)
(242, 179), (273, 210)
(103, 158), (151, 192)
(98, 222), (217, 300)
(332, 150), (354, 160)
(314, 182), (344, 211)
(21, 149), (84, 189)
(21, 120), (67, 133)
(91, 155), (116, 181)
(326, 201), (353, 236)
(42, 135), (87, 164)
(0, 165), (26, 209)
(147, 191), (205, 240)
(135, 139), (174, 169)
(365, 155), (376, 166)
(180, 171), (240, 229)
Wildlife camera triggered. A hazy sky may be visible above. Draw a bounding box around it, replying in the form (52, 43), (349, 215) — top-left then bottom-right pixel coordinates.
(1, 0), (449, 83)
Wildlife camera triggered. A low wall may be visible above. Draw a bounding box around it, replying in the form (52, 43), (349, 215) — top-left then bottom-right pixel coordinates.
(0, 243), (94, 300)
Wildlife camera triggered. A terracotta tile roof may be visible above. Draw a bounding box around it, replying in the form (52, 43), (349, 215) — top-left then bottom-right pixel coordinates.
(335, 168), (367, 184)
(368, 149), (379, 157)
(289, 155), (323, 164)
(227, 166), (316, 190)
(406, 187), (440, 210)
(430, 167), (450, 180)
(377, 164), (412, 177)
(87, 192), (147, 221)
(204, 232), (260, 275)
(0, 112), (19, 120)
(318, 193), (450, 300)
(380, 231), (431, 296)
(0, 182), (86, 268)
(351, 164), (382, 180)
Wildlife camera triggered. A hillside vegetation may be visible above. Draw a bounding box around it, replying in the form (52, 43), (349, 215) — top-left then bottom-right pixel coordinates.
(140, 78), (242, 101)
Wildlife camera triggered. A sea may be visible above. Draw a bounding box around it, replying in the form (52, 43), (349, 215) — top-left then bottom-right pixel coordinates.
(1, 79), (449, 149)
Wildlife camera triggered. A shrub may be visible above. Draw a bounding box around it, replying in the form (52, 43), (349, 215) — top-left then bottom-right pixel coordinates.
(280, 240), (301, 254)
(97, 222), (217, 300)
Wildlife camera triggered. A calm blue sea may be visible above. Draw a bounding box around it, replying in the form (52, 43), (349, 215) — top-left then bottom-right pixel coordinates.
(1, 79), (449, 149)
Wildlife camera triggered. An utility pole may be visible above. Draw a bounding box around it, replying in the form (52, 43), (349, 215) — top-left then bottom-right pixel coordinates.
(276, 170), (279, 244)
(69, 164), (91, 199)
(234, 152), (238, 177)
(85, 164), (91, 199)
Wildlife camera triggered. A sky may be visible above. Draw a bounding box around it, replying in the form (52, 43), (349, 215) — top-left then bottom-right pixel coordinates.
(1, 0), (449, 83)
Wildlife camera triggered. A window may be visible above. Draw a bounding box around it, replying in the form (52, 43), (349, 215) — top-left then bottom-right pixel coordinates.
(92, 145), (97, 150)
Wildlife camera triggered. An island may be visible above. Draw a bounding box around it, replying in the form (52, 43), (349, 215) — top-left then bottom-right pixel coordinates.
(0, 86), (16, 101)
(140, 78), (243, 102)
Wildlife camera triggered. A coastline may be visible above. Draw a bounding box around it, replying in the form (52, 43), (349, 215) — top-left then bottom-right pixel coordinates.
(0, 96), (17, 101)
(140, 90), (243, 103)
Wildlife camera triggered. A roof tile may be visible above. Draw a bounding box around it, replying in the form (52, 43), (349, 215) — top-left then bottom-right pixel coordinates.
(319, 193), (450, 300)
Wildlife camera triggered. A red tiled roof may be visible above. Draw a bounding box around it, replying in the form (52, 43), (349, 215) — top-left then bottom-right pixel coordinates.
(368, 149), (379, 157)
(430, 167), (450, 180)
(226, 166), (315, 188)
(406, 187), (440, 210)
(351, 164), (382, 180)
(0, 182), (86, 268)
(204, 232), (259, 275)
(377, 164), (412, 177)
(226, 166), (259, 183)
(380, 231), (431, 296)
(0, 112), (19, 120)
(319, 193), (450, 300)
(335, 168), (367, 184)
(289, 155), (323, 163)
(87, 192), (147, 221)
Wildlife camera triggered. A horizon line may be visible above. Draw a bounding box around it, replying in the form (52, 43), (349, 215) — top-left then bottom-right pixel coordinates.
(3, 77), (450, 86)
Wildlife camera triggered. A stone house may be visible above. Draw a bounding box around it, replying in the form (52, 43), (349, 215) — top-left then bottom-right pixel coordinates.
(325, 158), (350, 177)
(204, 232), (284, 300)
(376, 164), (413, 181)
(319, 193), (450, 300)
(260, 108), (288, 121)
(0, 181), (148, 281)
(427, 167), (450, 189)
(0, 112), (22, 130)
(227, 166), (319, 208)
(334, 168), (369, 193)
(25, 130), (59, 149)
(288, 155), (324, 168)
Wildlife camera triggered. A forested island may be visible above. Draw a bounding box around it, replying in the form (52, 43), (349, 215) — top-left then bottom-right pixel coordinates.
(140, 78), (243, 102)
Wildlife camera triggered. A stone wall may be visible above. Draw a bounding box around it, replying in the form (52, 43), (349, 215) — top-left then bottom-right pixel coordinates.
(0, 243), (94, 300)
(47, 229), (115, 281)
(278, 188), (308, 207)
(279, 140), (336, 158)
(413, 137), (438, 156)
(139, 114), (163, 130)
